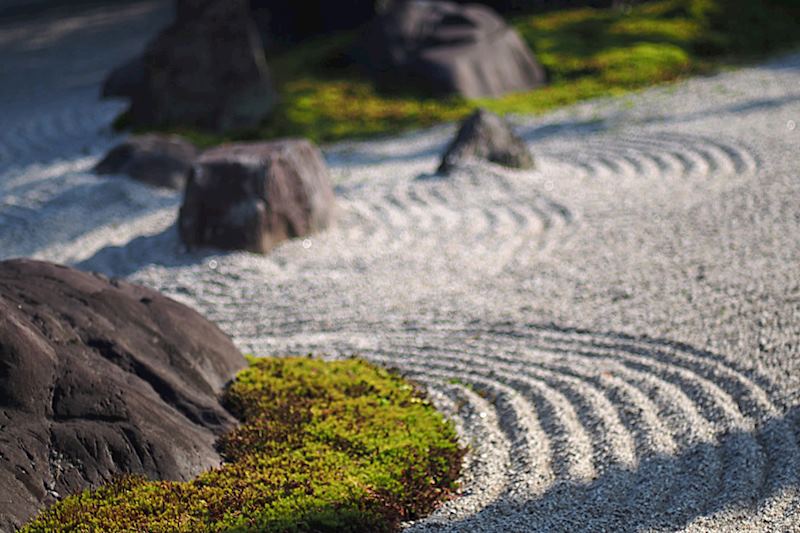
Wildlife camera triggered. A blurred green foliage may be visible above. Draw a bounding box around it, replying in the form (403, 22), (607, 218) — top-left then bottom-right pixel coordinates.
(129, 0), (800, 146)
(23, 357), (464, 533)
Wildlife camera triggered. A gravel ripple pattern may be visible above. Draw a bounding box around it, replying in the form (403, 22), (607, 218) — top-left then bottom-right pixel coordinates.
(1, 4), (799, 531)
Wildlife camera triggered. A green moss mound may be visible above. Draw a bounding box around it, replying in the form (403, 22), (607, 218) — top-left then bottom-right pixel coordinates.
(23, 357), (464, 533)
(131, 0), (800, 147)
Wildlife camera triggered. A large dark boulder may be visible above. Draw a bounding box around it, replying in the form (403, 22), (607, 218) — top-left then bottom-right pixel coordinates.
(123, 0), (277, 132)
(439, 108), (534, 173)
(0, 260), (246, 530)
(178, 140), (336, 254)
(360, 0), (546, 98)
(94, 134), (198, 190)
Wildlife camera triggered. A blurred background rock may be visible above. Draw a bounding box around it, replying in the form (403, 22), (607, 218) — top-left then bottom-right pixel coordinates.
(4, 0), (797, 148)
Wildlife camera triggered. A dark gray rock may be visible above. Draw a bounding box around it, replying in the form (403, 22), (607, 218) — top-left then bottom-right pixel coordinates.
(439, 108), (534, 173)
(101, 55), (146, 100)
(0, 260), (246, 530)
(126, 0), (277, 132)
(178, 140), (336, 254)
(360, 0), (546, 98)
(94, 134), (198, 190)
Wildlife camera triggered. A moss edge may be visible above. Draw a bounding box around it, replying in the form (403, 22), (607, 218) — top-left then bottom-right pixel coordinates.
(23, 357), (465, 533)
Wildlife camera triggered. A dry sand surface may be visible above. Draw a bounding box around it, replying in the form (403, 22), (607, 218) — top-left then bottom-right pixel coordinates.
(1, 2), (799, 531)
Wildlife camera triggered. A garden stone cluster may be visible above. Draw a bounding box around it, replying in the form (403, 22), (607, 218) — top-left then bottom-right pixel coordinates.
(103, 0), (548, 129)
(5, 0), (538, 528)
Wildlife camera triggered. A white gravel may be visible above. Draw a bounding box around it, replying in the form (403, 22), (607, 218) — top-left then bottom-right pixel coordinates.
(1, 3), (799, 531)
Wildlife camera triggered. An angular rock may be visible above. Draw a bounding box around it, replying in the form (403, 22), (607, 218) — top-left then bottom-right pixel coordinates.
(178, 140), (336, 254)
(127, 0), (277, 132)
(94, 134), (198, 190)
(0, 260), (246, 530)
(360, 0), (546, 98)
(439, 108), (534, 173)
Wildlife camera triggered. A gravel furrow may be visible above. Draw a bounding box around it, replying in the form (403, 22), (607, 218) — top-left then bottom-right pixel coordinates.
(1, 4), (799, 529)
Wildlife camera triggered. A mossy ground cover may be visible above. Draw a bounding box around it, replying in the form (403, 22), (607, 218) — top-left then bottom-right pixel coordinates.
(23, 357), (464, 532)
(132, 0), (800, 147)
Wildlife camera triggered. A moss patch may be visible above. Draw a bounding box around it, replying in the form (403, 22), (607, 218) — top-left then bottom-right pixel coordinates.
(124, 0), (800, 146)
(23, 357), (464, 533)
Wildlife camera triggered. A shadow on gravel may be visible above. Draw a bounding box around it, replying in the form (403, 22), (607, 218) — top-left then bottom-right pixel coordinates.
(762, 53), (800, 71)
(0, 177), (179, 261)
(76, 225), (220, 278)
(637, 94), (800, 128)
(516, 118), (609, 143)
(325, 141), (448, 168)
(419, 383), (799, 531)
(514, 93), (800, 146)
(445, 407), (798, 530)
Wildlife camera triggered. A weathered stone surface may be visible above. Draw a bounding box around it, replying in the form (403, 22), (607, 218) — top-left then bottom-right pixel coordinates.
(178, 140), (336, 254)
(94, 134), (198, 190)
(360, 0), (546, 98)
(439, 108), (534, 173)
(0, 260), (246, 531)
(125, 0), (277, 132)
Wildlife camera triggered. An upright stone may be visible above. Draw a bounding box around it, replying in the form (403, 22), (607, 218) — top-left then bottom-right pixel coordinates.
(178, 140), (336, 253)
(439, 108), (534, 173)
(127, 0), (277, 132)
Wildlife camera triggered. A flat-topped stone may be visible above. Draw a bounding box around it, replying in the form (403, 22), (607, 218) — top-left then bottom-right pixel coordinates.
(178, 139), (336, 253)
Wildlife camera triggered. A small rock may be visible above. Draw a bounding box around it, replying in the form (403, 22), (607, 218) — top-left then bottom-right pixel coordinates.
(178, 139), (336, 254)
(439, 108), (534, 173)
(94, 134), (198, 190)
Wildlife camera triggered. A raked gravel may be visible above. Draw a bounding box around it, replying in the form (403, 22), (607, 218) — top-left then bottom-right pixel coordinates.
(1, 3), (799, 531)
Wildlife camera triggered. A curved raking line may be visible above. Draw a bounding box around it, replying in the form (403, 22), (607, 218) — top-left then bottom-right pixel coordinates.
(547, 132), (759, 181)
(246, 323), (799, 531)
(308, 164), (575, 279)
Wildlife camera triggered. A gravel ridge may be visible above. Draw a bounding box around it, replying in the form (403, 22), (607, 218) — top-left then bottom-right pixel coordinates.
(1, 4), (799, 530)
